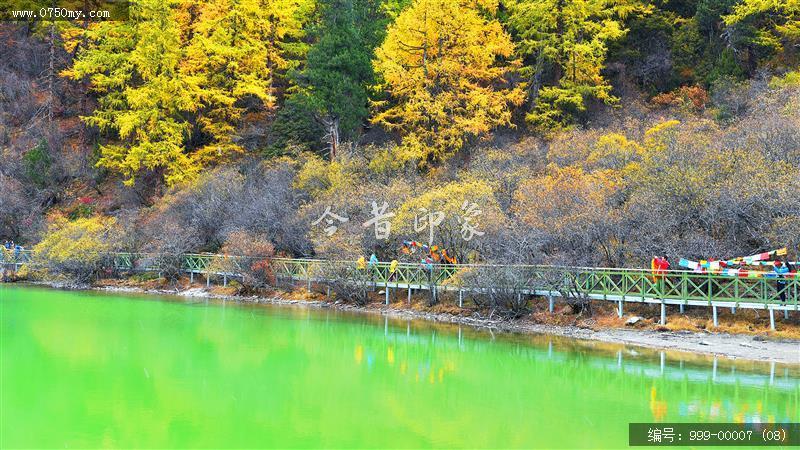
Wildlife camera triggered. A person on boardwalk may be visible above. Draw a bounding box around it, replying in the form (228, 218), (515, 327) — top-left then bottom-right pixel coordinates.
(773, 259), (789, 303)
(421, 255), (433, 272)
(421, 254), (435, 304)
(651, 254), (670, 297)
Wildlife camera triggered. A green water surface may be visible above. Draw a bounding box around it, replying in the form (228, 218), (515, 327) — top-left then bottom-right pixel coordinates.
(1, 285), (798, 448)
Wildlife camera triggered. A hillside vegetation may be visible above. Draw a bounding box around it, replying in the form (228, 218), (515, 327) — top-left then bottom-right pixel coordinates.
(1, 0), (799, 268)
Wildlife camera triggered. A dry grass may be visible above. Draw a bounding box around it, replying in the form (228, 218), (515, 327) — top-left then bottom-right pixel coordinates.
(266, 284), (800, 339)
(613, 302), (800, 339)
(428, 302), (465, 315)
(664, 315), (706, 332)
(282, 287), (320, 301)
(593, 314), (627, 329)
(209, 285), (239, 296)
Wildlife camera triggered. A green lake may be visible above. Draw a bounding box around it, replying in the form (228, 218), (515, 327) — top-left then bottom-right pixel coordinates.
(1, 285), (798, 448)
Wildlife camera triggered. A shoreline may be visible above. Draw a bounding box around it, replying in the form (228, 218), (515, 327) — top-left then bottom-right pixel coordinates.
(17, 281), (800, 365)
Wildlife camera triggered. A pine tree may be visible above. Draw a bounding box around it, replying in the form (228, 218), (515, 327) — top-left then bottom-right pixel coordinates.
(292, 0), (383, 158)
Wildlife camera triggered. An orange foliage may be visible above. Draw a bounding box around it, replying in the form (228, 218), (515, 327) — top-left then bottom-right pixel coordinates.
(651, 86), (709, 110)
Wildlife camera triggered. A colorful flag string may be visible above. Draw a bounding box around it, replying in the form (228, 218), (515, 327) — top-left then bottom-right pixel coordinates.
(678, 247), (797, 277)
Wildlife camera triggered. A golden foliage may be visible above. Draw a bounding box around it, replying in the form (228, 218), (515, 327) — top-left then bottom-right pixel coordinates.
(33, 216), (119, 264)
(586, 133), (643, 172)
(372, 0), (524, 165)
(508, 0), (650, 130)
(69, 0), (314, 186)
(392, 180), (502, 233)
(513, 166), (620, 232)
(293, 154), (355, 199)
(31, 216), (121, 281)
(391, 180), (506, 262)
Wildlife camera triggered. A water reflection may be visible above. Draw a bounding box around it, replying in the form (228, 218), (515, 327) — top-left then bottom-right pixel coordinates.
(342, 308), (797, 427)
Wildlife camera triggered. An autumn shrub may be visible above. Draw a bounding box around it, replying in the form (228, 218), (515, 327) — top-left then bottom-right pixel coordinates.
(0, 173), (40, 241)
(319, 262), (372, 305)
(458, 266), (531, 318)
(151, 167), (245, 251)
(150, 161), (310, 256)
(294, 154), (354, 199)
(230, 160), (312, 256)
(513, 166), (625, 266)
(709, 77), (752, 120)
(392, 180), (508, 264)
(212, 230), (276, 291)
(651, 85), (709, 111)
(143, 218), (201, 282)
(32, 215), (121, 282)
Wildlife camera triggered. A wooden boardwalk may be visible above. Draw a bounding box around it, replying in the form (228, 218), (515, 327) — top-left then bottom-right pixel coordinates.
(3, 251), (797, 329)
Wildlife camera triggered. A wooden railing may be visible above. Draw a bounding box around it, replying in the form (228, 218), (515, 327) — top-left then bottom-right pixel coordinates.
(4, 250), (798, 316)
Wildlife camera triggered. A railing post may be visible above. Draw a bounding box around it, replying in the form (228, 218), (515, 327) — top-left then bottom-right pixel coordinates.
(601, 272), (607, 302)
(681, 271), (688, 301)
(641, 276), (646, 302)
(769, 308), (775, 331)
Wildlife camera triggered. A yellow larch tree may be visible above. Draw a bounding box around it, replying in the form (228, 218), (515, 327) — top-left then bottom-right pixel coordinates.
(181, 0), (314, 166)
(507, 0), (649, 131)
(182, 0), (277, 166)
(372, 0), (524, 165)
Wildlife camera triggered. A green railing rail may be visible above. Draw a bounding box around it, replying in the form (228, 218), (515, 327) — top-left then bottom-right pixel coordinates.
(3, 250), (797, 309)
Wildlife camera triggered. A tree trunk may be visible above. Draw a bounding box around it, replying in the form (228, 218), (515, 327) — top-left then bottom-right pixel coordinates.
(554, 0), (565, 84)
(321, 115), (340, 160)
(48, 19), (56, 128)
